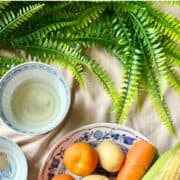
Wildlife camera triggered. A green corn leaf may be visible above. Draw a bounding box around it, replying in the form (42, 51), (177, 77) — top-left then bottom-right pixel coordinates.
(143, 143), (180, 180)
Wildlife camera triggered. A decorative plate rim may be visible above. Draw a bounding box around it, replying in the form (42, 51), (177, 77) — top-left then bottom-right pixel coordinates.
(38, 122), (152, 179)
(0, 135), (28, 180)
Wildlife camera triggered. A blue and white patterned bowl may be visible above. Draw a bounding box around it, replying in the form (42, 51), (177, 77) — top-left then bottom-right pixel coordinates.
(38, 123), (151, 180)
(0, 136), (27, 180)
(0, 62), (71, 135)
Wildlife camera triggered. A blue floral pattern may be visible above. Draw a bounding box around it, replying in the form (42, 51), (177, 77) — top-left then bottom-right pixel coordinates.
(39, 124), (149, 180)
(0, 165), (13, 179)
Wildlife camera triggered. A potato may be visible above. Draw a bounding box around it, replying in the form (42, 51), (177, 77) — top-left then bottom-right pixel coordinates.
(96, 141), (124, 172)
(82, 174), (110, 180)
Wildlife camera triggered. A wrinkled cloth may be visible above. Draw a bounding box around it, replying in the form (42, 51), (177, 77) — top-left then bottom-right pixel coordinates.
(0, 47), (179, 180)
(0, 5), (180, 179)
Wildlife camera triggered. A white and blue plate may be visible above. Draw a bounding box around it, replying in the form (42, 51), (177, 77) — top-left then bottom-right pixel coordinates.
(0, 136), (27, 180)
(38, 123), (151, 180)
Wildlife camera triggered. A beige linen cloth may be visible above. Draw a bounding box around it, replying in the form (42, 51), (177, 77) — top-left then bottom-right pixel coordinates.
(0, 5), (180, 180)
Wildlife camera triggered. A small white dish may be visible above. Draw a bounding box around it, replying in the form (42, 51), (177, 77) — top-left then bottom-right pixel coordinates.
(0, 136), (27, 180)
(0, 62), (71, 135)
(38, 123), (151, 180)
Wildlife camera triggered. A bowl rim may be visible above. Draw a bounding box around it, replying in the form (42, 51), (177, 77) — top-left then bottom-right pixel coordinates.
(38, 122), (153, 179)
(0, 62), (71, 136)
(0, 135), (28, 180)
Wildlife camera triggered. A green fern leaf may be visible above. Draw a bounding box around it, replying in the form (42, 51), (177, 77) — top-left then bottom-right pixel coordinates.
(137, 81), (147, 111)
(0, 56), (24, 77)
(146, 67), (177, 137)
(0, 3), (44, 37)
(55, 61), (86, 89)
(163, 39), (180, 66)
(109, 1), (139, 14)
(162, 1), (180, 6)
(15, 40), (86, 89)
(109, 16), (135, 69)
(50, 17), (128, 66)
(0, 1), (10, 13)
(137, 37), (177, 137)
(142, 3), (180, 41)
(165, 63), (180, 93)
(116, 49), (142, 123)
(12, 5), (105, 45)
(13, 39), (118, 100)
(131, 13), (168, 97)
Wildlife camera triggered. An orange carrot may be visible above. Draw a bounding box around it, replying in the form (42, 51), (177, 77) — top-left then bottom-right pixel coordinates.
(116, 140), (156, 180)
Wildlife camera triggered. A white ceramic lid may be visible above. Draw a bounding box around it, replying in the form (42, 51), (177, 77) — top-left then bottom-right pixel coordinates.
(0, 136), (27, 180)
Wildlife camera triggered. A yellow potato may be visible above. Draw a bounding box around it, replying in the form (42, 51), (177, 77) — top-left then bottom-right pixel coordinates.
(82, 174), (110, 180)
(96, 141), (124, 172)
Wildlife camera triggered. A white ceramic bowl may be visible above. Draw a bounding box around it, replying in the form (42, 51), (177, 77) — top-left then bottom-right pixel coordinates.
(38, 123), (151, 180)
(0, 136), (27, 180)
(0, 62), (70, 135)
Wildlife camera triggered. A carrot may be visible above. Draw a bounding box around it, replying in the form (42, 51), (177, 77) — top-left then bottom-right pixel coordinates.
(116, 140), (156, 180)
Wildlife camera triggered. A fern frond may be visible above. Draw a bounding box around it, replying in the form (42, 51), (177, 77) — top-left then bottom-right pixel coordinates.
(146, 66), (177, 136)
(52, 18), (115, 48)
(109, 1), (139, 14)
(13, 39), (118, 100)
(107, 15), (143, 122)
(60, 4), (106, 29)
(12, 5), (105, 45)
(57, 1), (90, 12)
(0, 56), (24, 77)
(56, 61), (86, 89)
(137, 82), (147, 112)
(137, 37), (177, 137)
(165, 63), (180, 93)
(109, 16), (134, 69)
(44, 2), (72, 11)
(0, 3), (44, 37)
(163, 39), (180, 66)
(161, 1), (180, 6)
(142, 2), (180, 41)
(116, 48), (142, 123)
(16, 40), (86, 88)
(0, 1), (10, 13)
(130, 13), (168, 97)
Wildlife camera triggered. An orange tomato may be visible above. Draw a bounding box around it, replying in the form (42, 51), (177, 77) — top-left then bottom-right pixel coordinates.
(63, 142), (98, 176)
(52, 174), (75, 180)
